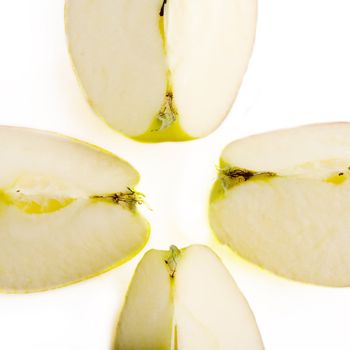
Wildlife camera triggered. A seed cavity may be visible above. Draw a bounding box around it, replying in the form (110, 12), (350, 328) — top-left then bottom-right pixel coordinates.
(326, 169), (350, 185)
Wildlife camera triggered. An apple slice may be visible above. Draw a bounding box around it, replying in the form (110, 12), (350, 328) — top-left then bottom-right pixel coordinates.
(115, 245), (263, 349)
(65, 0), (257, 142)
(0, 126), (149, 292)
(209, 123), (350, 287)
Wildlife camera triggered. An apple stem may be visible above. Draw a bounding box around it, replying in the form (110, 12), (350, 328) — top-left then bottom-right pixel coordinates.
(91, 187), (145, 210)
(219, 167), (276, 190)
(157, 93), (177, 131)
(165, 245), (181, 278)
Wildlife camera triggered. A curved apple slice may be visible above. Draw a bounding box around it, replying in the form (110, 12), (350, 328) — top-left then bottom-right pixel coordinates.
(115, 249), (174, 349)
(115, 245), (263, 349)
(0, 126), (149, 292)
(65, 0), (257, 142)
(209, 123), (350, 287)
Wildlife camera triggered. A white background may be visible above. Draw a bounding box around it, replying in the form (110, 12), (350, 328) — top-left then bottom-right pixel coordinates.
(0, 0), (350, 349)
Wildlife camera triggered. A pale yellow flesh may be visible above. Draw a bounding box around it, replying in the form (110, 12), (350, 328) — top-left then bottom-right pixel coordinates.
(165, 0), (257, 137)
(0, 126), (149, 292)
(65, 0), (257, 141)
(115, 245), (263, 349)
(175, 246), (264, 350)
(210, 123), (350, 287)
(65, 0), (166, 137)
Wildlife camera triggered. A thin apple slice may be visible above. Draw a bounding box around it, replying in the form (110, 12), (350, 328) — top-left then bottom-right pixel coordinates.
(209, 123), (350, 287)
(0, 126), (149, 292)
(114, 245), (263, 349)
(65, 0), (257, 142)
